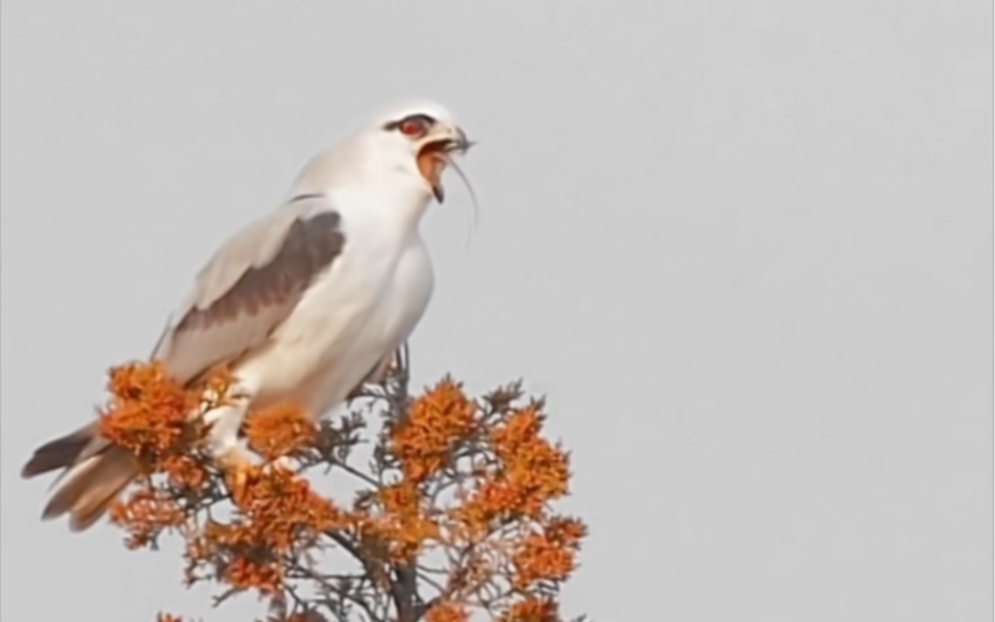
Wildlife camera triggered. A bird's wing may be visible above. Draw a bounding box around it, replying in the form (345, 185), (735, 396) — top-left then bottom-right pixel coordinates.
(151, 195), (345, 384)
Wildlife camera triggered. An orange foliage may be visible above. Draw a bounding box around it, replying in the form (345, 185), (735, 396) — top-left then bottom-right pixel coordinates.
(188, 464), (343, 594)
(91, 362), (585, 622)
(451, 408), (571, 543)
(97, 362), (201, 469)
(425, 602), (470, 622)
(512, 532), (577, 589)
(389, 378), (477, 482)
(244, 402), (317, 461)
(108, 488), (186, 550)
(270, 615), (327, 622)
(360, 480), (440, 563)
(501, 598), (560, 622)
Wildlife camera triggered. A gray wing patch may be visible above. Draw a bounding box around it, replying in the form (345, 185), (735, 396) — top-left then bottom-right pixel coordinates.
(157, 207), (345, 384)
(175, 211), (343, 331)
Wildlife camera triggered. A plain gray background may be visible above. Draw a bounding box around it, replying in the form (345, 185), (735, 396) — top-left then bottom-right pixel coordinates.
(1, 1), (991, 620)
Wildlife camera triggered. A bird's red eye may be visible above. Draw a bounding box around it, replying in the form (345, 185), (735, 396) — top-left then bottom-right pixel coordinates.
(384, 113), (437, 138)
(399, 119), (426, 137)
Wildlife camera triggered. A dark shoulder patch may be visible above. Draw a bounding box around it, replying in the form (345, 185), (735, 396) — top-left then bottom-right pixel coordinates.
(176, 212), (345, 331)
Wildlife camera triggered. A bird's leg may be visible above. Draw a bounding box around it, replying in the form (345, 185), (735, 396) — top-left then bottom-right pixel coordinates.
(345, 350), (397, 400)
(202, 395), (256, 500)
(369, 352), (397, 385)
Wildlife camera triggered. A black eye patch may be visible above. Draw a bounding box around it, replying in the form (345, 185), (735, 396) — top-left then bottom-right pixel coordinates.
(382, 113), (437, 131)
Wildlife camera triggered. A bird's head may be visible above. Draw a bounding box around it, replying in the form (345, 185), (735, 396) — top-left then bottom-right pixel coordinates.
(364, 100), (473, 203)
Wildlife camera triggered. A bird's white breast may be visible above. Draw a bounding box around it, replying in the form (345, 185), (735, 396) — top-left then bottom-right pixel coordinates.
(233, 192), (434, 418)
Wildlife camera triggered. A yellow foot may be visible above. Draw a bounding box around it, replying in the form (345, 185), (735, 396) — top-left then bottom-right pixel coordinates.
(215, 447), (257, 506)
(265, 456), (296, 474)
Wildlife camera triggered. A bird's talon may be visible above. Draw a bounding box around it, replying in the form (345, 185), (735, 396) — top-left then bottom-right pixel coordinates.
(216, 448), (256, 505)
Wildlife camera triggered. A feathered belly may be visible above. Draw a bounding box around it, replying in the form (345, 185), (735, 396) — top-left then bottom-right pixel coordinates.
(235, 236), (433, 418)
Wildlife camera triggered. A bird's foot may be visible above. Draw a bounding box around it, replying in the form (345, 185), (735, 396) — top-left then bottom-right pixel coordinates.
(215, 446), (257, 505)
(264, 456), (296, 474)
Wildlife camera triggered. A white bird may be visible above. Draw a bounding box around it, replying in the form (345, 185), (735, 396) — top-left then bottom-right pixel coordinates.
(21, 100), (473, 531)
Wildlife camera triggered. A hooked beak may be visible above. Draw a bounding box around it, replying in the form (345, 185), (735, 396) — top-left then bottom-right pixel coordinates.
(417, 125), (473, 203)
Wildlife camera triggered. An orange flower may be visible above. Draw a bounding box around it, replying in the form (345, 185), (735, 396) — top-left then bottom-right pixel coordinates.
(181, 465), (344, 597)
(492, 408), (570, 516)
(425, 602), (470, 622)
(490, 407), (543, 457)
(355, 480), (439, 563)
(232, 465), (341, 534)
(161, 454), (208, 489)
(244, 401), (317, 461)
(501, 597), (560, 622)
(389, 378), (477, 482)
(205, 466), (341, 548)
(272, 614), (328, 622)
(109, 488), (186, 550)
(98, 362), (201, 468)
(223, 553), (284, 595)
(511, 533), (576, 589)
(543, 515), (587, 549)
(452, 408), (571, 536)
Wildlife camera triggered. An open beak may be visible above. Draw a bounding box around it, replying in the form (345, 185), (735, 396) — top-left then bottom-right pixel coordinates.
(417, 126), (473, 203)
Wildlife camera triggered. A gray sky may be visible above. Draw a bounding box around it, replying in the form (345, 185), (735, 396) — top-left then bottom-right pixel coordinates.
(1, 1), (991, 621)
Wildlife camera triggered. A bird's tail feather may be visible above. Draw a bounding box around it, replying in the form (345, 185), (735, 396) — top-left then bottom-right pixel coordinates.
(22, 423), (139, 531)
(21, 422), (97, 479)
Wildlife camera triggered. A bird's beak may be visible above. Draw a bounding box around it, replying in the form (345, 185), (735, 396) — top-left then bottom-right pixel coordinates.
(417, 124), (473, 203)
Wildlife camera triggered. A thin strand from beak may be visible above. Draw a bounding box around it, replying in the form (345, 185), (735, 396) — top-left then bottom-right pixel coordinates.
(447, 157), (479, 253)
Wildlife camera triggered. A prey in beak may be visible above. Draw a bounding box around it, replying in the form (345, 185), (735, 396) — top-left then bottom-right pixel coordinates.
(417, 127), (473, 203)
(380, 110), (474, 203)
(378, 104), (480, 250)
